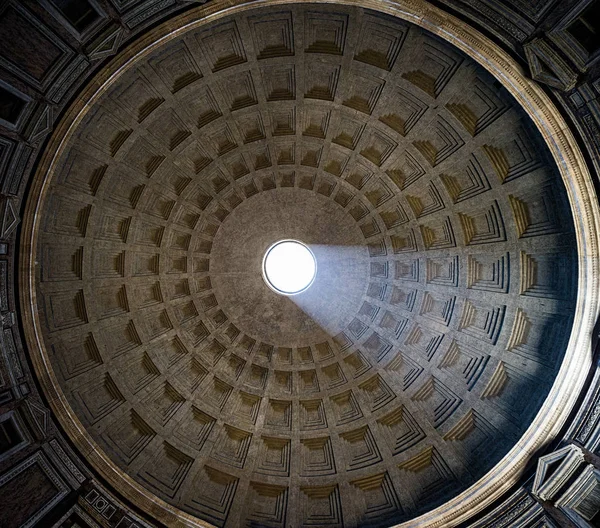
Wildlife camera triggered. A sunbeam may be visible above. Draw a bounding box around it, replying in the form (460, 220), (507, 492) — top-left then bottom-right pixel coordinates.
(283, 243), (370, 337)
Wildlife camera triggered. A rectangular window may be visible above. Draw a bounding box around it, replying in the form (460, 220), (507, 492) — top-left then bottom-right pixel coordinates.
(0, 85), (26, 126)
(567, 1), (600, 54)
(50, 0), (100, 33)
(61, 513), (93, 528)
(0, 415), (22, 455)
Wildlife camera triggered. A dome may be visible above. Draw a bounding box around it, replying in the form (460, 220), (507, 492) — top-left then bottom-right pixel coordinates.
(4, 1), (600, 528)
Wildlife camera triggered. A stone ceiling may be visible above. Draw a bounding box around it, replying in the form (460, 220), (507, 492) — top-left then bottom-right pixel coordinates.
(29, 4), (578, 527)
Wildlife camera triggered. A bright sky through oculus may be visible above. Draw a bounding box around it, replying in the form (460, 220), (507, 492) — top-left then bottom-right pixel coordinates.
(263, 240), (317, 295)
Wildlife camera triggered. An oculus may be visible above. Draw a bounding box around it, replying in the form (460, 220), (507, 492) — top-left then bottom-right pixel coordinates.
(262, 239), (317, 295)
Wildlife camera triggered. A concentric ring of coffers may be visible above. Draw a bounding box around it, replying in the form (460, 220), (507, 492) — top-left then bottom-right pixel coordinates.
(26, 3), (584, 527)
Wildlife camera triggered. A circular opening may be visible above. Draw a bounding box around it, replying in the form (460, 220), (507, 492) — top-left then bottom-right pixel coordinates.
(263, 240), (317, 295)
